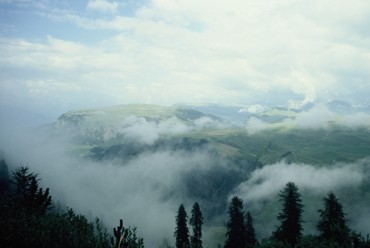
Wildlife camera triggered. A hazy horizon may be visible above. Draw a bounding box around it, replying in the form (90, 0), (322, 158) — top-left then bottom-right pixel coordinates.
(1, 0), (370, 119)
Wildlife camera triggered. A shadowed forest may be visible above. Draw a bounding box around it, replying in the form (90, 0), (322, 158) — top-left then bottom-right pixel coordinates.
(1, 159), (369, 248)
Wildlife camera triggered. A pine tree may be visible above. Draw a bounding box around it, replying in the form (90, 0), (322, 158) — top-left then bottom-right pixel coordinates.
(245, 212), (257, 248)
(175, 204), (190, 248)
(190, 202), (203, 248)
(224, 196), (246, 248)
(273, 182), (304, 247)
(317, 192), (350, 246)
(12, 166), (52, 215)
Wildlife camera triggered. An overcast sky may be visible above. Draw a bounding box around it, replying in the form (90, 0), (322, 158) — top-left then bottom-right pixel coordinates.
(1, 0), (370, 116)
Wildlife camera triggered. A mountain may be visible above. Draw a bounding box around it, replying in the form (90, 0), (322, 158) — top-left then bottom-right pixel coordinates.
(191, 101), (370, 126)
(44, 103), (370, 166)
(45, 104), (225, 145)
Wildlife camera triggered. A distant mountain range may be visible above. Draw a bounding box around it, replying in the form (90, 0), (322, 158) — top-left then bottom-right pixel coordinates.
(191, 100), (370, 125)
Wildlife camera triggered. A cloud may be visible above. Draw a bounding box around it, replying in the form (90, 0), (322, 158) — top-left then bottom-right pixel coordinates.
(245, 104), (370, 132)
(2, 0), (370, 114)
(1, 112), (370, 245)
(234, 161), (365, 203)
(0, 124), (226, 247)
(119, 116), (189, 145)
(294, 104), (337, 129)
(232, 159), (370, 238)
(87, 0), (119, 13)
(245, 117), (270, 134)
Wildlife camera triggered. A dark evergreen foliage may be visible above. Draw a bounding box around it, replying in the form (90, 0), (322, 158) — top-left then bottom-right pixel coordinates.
(11, 166), (52, 215)
(0, 159), (10, 196)
(245, 212), (257, 248)
(0, 165), (143, 248)
(224, 196), (246, 248)
(317, 192), (351, 246)
(174, 204), (190, 248)
(273, 182), (304, 247)
(189, 202), (203, 248)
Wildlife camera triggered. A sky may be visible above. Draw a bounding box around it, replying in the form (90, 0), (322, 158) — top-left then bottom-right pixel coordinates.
(1, 0), (370, 117)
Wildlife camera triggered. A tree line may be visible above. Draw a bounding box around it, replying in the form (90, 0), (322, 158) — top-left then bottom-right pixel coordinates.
(0, 161), (143, 248)
(1, 161), (370, 248)
(174, 182), (370, 248)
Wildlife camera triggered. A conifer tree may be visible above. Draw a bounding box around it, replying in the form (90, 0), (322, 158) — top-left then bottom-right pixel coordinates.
(12, 166), (52, 215)
(190, 202), (203, 248)
(317, 192), (350, 245)
(175, 204), (190, 248)
(224, 196), (246, 248)
(245, 212), (257, 248)
(273, 182), (304, 247)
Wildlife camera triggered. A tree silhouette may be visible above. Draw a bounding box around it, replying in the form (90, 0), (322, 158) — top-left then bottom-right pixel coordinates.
(112, 219), (144, 248)
(190, 202), (203, 248)
(245, 212), (257, 248)
(0, 159), (10, 196)
(224, 196), (246, 248)
(12, 166), (52, 215)
(317, 192), (350, 246)
(273, 182), (304, 247)
(175, 204), (189, 248)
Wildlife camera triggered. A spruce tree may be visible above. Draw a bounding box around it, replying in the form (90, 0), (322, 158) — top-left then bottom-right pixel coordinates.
(317, 192), (350, 245)
(190, 202), (203, 248)
(12, 166), (52, 215)
(273, 182), (304, 247)
(245, 212), (257, 248)
(174, 204), (189, 248)
(224, 196), (246, 248)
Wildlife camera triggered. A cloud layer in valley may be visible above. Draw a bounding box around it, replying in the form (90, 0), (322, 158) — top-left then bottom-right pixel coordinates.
(1, 115), (370, 246)
(233, 159), (370, 238)
(0, 123), (234, 247)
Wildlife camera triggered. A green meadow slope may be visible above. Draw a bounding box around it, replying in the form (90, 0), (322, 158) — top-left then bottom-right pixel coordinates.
(51, 104), (370, 166)
(192, 126), (370, 166)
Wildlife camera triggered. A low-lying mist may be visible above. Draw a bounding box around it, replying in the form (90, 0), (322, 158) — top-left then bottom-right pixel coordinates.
(233, 159), (370, 239)
(1, 114), (370, 247)
(0, 124), (239, 247)
(246, 104), (370, 133)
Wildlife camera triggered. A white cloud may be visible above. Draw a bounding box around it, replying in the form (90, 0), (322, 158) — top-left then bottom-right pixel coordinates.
(1, 0), (370, 112)
(119, 116), (189, 145)
(87, 0), (119, 13)
(234, 160), (366, 203)
(245, 104), (370, 132)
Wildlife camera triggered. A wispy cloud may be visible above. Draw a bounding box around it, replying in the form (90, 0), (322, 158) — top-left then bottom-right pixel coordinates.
(87, 0), (119, 13)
